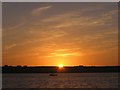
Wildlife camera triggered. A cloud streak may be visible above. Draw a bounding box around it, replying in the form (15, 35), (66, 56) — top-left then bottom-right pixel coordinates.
(31, 5), (52, 16)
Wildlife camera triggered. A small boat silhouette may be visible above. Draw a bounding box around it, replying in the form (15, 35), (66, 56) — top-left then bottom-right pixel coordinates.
(49, 73), (58, 76)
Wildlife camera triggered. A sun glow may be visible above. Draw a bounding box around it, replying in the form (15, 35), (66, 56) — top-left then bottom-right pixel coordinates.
(58, 64), (63, 68)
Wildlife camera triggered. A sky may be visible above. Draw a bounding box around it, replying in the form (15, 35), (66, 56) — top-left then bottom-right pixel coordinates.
(2, 2), (118, 66)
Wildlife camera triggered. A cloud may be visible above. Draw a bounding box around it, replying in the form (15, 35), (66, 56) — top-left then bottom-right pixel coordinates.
(40, 8), (117, 31)
(4, 6), (52, 30)
(42, 12), (76, 22)
(49, 52), (83, 57)
(31, 6), (52, 16)
(5, 44), (17, 50)
(55, 49), (69, 52)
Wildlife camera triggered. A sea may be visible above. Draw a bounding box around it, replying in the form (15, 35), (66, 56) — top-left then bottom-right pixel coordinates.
(2, 73), (119, 88)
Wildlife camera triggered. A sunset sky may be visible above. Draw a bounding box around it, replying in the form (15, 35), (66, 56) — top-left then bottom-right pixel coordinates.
(3, 2), (118, 66)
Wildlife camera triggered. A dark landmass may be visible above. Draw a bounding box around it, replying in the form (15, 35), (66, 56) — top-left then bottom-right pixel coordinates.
(2, 65), (120, 73)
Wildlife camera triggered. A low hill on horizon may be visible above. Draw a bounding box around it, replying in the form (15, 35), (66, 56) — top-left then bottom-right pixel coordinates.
(2, 65), (120, 73)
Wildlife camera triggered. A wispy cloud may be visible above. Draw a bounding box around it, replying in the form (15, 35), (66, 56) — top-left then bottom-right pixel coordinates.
(55, 49), (69, 52)
(48, 52), (83, 57)
(31, 6), (52, 16)
(5, 44), (17, 50)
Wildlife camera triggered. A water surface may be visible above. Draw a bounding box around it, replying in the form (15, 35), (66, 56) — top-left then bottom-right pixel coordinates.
(3, 73), (119, 88)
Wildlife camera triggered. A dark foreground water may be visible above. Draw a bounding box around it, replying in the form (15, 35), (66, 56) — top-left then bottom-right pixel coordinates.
(2, 73), (119, 88)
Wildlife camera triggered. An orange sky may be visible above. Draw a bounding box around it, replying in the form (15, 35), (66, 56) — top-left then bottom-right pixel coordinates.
(3, 2), (118, 66)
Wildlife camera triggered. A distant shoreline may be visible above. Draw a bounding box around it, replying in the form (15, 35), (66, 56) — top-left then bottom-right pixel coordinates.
(2, 65), (120, 73)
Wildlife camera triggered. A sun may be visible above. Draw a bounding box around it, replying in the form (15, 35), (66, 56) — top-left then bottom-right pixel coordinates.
(58, 64), (63, 68)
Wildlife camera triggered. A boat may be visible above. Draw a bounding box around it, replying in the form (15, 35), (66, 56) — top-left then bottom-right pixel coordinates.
(49, 73), (58, 76)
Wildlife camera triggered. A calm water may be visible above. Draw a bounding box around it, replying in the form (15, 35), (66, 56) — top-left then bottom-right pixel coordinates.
(3, 73), (119, 88)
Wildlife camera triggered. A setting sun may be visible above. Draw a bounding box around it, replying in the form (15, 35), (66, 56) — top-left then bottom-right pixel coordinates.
(58, 64), (63, 68)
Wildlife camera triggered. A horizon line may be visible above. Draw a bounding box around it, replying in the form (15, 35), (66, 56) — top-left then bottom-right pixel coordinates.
(2, 65), (120, 67)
